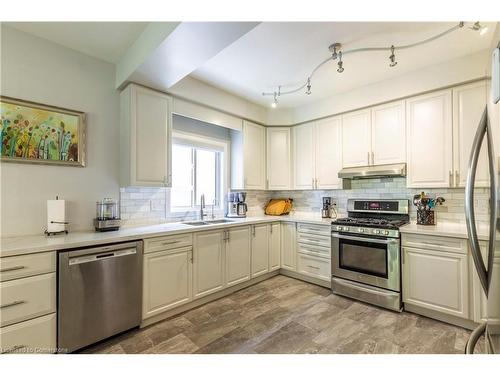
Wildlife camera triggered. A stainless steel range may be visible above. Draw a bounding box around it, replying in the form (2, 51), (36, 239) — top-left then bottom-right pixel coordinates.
(331, 199), (409, 311)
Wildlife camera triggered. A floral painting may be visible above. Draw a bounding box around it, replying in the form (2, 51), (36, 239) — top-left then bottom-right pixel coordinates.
(0, 97), (86, 166)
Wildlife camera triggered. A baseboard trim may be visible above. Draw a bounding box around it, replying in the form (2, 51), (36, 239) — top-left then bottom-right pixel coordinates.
(279, 269), (331, 289)
(140, 270), (280, 328)
(404, 303), (477, 330)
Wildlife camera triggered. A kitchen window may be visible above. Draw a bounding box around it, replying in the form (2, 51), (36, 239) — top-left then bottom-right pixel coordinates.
(170, 132), (226, 213)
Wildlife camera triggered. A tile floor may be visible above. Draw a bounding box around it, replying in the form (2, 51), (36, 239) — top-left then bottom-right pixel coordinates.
(83, 275), (476, 354)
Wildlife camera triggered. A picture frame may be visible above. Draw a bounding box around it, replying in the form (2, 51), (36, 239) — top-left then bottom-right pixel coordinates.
(0, 96), (86, 167)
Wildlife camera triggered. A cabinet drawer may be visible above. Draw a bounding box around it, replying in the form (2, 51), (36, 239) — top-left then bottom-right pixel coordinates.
(402, 234), (466, 254)
(297, 232), (331, 248)
(0, 273), (56, 327)
(297, 223), (331, 236)
(297, 253), (331, 282)
(144, 233), (193, 254)
(0, 313), (56, 354)
(0, 252), (56, 282)
(297, 243), (330, 259)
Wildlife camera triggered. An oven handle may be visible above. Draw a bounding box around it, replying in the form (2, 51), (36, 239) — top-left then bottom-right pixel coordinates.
(331, 233), (399, 245)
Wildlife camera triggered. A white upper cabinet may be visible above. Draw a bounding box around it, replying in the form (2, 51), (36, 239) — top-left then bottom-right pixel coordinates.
(293, 123), (316, 189)
(120, 84), (172, 187)
(342, 109), (371, 167)
(453, 81), (489, 187)
(371, 101), (406, 165)
(406, 90), (453, 188)
(315, 117), (343, 189)
(293, 118), (344, 190)
(231, 121), (266, 190)
(266, 127), (291, 190)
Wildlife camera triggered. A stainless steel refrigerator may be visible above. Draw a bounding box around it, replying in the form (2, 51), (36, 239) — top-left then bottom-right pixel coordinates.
(465, 45), (500, 354)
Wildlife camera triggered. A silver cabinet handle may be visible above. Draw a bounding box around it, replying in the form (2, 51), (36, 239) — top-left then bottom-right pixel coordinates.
(266, 179), (269, 189)
(0, 266), (26, 273)
(367, 152), (370, 165)
(252, 226), (256, 236)
(449, 170), (453, 187)
(455, 170), (460, 187)
(311, 178), (315, 189)
(371, 151), (374, 165)
(2, 345), (27, 354)
(315, 178), (319, 189)
(227, 230), (230, 241)
(307, 265), (320, 270)
(1, 300), (26, 309)
(162, 240), (180, 245)
(270, 225), (273, 234)
(189, 250), (193, 263)
(465, 107), (496, 296)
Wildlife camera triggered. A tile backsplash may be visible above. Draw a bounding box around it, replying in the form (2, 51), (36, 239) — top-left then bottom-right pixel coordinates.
(120, 178), (490, 227)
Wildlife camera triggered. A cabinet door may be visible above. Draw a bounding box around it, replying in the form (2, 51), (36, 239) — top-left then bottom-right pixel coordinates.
(142, 247), (192, 319)
(453, 81), (489, 187)
(193, 230), (225, 299)
(269, 222), (281, 271)
(315, 117), (343, 189)
(251, 224), (269, 278)
(293, 123), (315, 189)
(128, 84), (172, 187)
(281, 222), (297, 271)
(371, 101), (406, 165)
(243, 121), (266, 189)
(406, 90), (453, 188)
(402, 247), (469, 318)
(342, 109), (371, 167)
(225, 226), (251, 287)
(267, 128), (291, 190)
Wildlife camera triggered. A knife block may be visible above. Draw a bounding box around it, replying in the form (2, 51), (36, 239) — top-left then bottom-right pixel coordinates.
(417, 209), (435, 225)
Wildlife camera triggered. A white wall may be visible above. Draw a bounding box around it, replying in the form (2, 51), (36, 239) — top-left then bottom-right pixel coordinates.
(0, 26), (120, 236)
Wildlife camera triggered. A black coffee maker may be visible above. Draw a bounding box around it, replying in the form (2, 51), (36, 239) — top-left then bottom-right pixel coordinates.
(321, 197), (332, 218)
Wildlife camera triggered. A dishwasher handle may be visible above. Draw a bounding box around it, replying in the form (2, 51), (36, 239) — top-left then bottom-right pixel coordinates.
(69, 248), (137, 266)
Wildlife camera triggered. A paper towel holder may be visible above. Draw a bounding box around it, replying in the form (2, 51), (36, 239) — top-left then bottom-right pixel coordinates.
(44, 196), (69, 236)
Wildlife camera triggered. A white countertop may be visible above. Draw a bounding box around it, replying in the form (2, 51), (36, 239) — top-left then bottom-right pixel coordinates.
(0, 213), (332, 257)
(400, 221), (492, 241)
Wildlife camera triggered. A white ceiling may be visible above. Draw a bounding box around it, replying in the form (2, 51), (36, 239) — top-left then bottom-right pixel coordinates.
(6, 22), (149, 63)
(191, 22), (495, 108)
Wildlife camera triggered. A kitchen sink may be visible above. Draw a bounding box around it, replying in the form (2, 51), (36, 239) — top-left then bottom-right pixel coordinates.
(182, 219), (234, 226)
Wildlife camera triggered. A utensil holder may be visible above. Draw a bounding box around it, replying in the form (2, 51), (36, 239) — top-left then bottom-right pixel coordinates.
(417, 209), (435, 225)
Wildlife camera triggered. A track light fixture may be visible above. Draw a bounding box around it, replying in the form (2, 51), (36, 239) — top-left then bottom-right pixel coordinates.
(389, 45), (397, 67)
(262, 21), (484, 103)
(337, 51), (344, 73)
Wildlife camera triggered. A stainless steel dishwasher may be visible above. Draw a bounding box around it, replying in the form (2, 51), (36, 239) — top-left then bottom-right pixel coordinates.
(58, 241), (143, 352)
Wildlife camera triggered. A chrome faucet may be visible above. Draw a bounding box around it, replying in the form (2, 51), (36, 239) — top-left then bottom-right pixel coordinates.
(199, 194), (207, 220)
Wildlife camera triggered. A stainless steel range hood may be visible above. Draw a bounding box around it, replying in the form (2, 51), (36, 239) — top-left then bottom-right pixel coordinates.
(338, 163), (406, 179)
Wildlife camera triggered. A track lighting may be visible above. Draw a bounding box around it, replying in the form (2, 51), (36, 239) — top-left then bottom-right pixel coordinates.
(389, 45), (397, 67)
(337, 51), (344, 73)
(262, 22), (483, 103)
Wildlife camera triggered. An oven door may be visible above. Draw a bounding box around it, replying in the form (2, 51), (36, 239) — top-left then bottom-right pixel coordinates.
(332, 232), (400, 291)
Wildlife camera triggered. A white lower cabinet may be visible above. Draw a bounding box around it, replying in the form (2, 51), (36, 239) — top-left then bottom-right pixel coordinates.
(193, 230), (225, 299)
(297, 253), (330, 282)
(0, 313), (56, 354)
(142, 247), (193, 319)
(281, 222), (297, 271)
(471, 242), (489, 323)
(225, 226), (251, 287)
(269, 222), (281, 271)
(402, 246), (469, 319)
(251, 224), (269, 278)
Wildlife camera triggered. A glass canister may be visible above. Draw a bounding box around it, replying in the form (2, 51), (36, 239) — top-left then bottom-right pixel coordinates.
(96, 198), (119, 220)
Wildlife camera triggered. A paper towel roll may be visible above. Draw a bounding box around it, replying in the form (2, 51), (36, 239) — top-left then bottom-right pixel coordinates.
(47, 199), (67, 233)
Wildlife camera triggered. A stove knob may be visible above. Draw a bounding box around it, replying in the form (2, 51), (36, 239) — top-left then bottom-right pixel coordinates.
(344, 227), (350, 232)
(384, 230), (390, 235)
(358, 228), (365, 233)
(374, 229), (380, 234)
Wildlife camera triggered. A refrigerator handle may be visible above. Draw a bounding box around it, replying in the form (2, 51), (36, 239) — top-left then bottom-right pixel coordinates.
(465, 322), (486, 354)
(465, 107), (490, 295)
(485, 106), (497, 293)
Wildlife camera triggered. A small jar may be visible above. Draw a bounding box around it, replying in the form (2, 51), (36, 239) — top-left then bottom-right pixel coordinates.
(416, 209), (435, 225)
